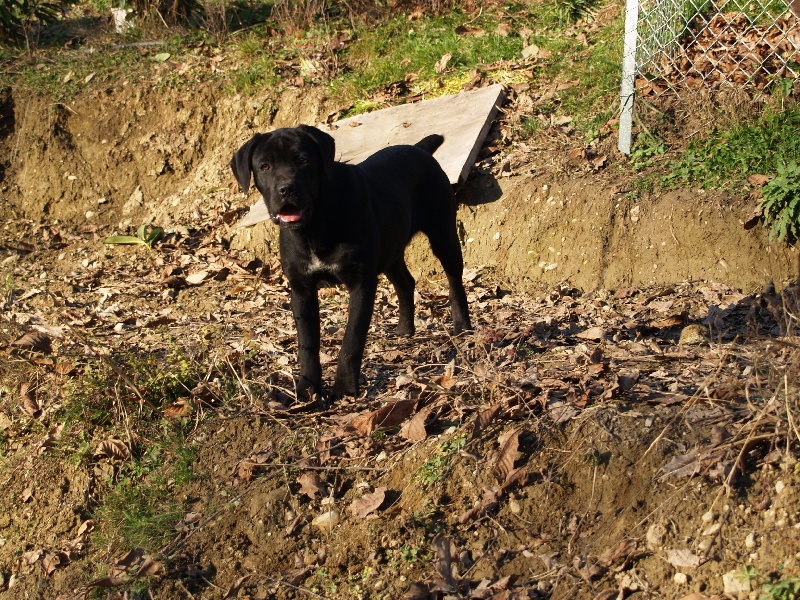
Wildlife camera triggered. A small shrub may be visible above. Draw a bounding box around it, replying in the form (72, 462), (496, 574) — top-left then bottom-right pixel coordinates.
(0, 0), (74, 42)
(760, 161), (800, 243)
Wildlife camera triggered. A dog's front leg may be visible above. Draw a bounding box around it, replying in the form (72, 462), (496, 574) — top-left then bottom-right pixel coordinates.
(290, 282), (322, 397)
(332, 278), (378, 397)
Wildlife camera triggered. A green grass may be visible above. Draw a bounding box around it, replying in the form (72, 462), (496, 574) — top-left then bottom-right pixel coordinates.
(93, 438), (197, 552)
(334, 11), (524, 100)
(664, 103), (800, 192)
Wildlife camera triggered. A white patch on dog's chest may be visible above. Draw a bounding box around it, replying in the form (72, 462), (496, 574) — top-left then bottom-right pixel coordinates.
(306, 251), (336, 278)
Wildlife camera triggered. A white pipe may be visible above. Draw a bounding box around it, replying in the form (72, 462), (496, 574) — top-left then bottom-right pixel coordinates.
(618, 0), (640, 155)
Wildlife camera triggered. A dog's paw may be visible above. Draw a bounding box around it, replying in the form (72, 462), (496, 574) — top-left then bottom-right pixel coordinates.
(395, 323), (415, 337)
(296, 374), (322, 399)
(331, 376), (359, 399)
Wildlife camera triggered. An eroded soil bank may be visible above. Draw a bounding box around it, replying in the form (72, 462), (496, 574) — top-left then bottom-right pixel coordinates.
(1, 83), (797, 293)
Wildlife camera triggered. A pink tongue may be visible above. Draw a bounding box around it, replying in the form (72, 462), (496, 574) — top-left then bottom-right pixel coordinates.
(279, 208), (303, 223)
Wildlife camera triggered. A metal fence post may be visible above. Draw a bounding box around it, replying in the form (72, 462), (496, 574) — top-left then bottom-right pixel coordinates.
(619, 0), (640, 155)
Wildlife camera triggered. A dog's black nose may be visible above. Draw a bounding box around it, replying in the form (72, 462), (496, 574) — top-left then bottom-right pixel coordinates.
(278, 183), (294, 197)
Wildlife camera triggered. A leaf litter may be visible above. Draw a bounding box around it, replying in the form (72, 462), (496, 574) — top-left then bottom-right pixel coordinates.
(1, 211), (800, 599)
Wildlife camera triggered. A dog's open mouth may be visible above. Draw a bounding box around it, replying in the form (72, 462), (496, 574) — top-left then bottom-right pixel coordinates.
(275, 206), (304, 225)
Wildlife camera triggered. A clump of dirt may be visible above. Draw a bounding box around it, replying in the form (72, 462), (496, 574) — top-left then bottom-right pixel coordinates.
(1, 77), (800, 600)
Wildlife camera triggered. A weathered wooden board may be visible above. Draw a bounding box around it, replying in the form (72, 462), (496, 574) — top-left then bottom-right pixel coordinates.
(237, 84), (505, 228)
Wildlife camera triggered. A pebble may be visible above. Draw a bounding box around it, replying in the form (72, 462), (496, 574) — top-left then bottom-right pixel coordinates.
(701, 510), (716, 523)
(745, 532), (756, 549)
(509, 500), (521, 515)
(722, 570), (750, 595)
(776, 480), (785, 494)
(646, 522), (668, 550)
(312, 509), (339, 532)
(674, 572), (689, 585)
(701, 523), (721, 536)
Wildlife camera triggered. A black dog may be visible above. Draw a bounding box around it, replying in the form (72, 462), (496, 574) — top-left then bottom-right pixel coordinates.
(231, 125), (471, 398)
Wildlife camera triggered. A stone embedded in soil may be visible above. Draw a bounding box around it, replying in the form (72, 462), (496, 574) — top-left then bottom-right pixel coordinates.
(722, 569), (751, 597)
(646, 522), (668, 550)
(312, 509), (340, 532)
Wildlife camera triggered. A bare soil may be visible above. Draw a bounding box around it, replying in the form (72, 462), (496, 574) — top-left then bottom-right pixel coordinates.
(1, 79), (800, 600)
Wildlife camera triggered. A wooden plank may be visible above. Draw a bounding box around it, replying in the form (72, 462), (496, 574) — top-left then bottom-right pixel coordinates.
(237, 84), (504, 228)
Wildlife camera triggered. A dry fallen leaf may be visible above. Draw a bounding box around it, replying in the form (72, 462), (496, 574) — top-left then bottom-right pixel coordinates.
(665, 548), (703, 568)
(434, 53), (452, 74)
(298, 472), (329, 499)
(222, 574), (252, 599)
(185, 271), (209, 285)
(137, 555), (165, 577)
(401, 405), (432, 442)
(349, 487), (386, 519)
(472, 404), (501, 439)
(577, 326), (605, 341)
(95, 439), (132, 462)
(39, 423), (64, 454)
(20, 382), (41, 418)
(11, 331), (52, 354)
(493, 428), (520, 483)
(343, 399), (416, 437)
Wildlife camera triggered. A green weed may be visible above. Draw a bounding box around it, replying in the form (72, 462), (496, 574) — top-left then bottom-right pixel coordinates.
(104, 224), (164, 248)
(414, 435), (466, 486)
(761, 576), (800, 600)
(760, 161), (800, 243)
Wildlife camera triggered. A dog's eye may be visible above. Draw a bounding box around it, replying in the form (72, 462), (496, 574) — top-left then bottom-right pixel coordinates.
(260, 163), (271, 171)
(297, 156), (309, 165)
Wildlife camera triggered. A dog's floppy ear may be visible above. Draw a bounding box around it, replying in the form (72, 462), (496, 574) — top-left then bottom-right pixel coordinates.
(230, 133), (269, 194)
(298, 125), (335, 177)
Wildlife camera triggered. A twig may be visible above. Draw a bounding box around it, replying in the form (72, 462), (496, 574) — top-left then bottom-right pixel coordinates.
(264, 463), (387, 472)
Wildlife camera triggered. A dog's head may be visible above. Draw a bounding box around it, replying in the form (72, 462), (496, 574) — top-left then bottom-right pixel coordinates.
(230, 125), (335, 228)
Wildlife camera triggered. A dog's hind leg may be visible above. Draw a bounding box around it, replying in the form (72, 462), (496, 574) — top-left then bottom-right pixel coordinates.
(426, 227), (472, 335)
(384, 260), (415, 337)
(333, 278), (379, 398)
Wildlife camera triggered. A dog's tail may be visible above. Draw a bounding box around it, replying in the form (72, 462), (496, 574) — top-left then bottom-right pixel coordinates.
(415, 134), (444, 155)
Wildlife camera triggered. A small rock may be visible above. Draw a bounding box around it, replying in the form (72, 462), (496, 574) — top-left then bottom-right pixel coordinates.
(701, 510), (716, 524)
(673, 572), (689, 585)
(722, 569), (751, 597)
(745, 532), (756, 549)
(646, 521), (668, 550)
(312, 509), (339, 532)
(701, 523), (721, 536)
(775, 480), (785, 494)
(509, 500), (521, 514)
(679, 325), (708, 345)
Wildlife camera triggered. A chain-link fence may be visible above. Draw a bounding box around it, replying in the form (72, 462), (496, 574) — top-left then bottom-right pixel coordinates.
(618, 0), (800, 152)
